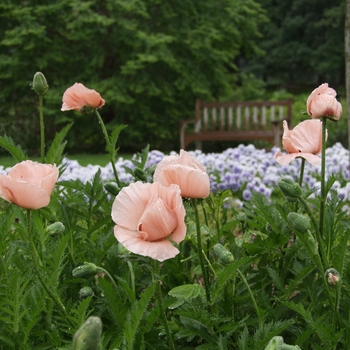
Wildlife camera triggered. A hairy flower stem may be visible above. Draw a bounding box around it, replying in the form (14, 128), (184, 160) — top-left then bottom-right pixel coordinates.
(38, 94), (45, 162)
(26, 210), (74, 328)
(298, 196), (327, 267)
(153, 261), (176, 350)
(191, 198), (211, 306)
(95, 109), (121, 187)
(294, 158), (306, 212)
(237, 269), (262, 327)
(319, 118), (327, 241)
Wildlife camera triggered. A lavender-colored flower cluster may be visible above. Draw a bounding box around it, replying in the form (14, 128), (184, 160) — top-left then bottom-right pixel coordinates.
(0, 143), (349, 202)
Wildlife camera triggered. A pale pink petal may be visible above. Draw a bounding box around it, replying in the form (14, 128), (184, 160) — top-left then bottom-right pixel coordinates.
(153, 150), (210, 198)
(61, 83), (105, 111)
(139, 197), (178, 241)
(114, 226), (180, 262)
(290, 120), (322, 154)
(111, 182), (151, 230)
(274, 151), (321, 166)
(0, 176), (50, 209)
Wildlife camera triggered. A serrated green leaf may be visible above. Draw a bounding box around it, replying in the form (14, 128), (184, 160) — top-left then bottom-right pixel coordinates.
(46, 122), (73, 164)
(0, 135), (27, 162)
(168, 283), (204, 300)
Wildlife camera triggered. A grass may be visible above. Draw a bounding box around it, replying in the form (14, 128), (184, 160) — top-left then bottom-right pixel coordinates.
(0, 153), (132, 168)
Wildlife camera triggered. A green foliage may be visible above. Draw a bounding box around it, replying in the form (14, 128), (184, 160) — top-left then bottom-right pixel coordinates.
(0, 0), (267, 154)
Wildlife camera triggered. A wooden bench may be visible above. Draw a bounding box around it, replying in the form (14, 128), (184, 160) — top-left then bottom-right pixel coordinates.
(180, 99), (293, 150)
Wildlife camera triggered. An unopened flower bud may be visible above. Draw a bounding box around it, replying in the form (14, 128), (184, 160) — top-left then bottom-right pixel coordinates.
(32, 72), (49, 95)
(104, 182), (120, 196)
(265, 336), (301, 350)
(72, 262), (98, 278)
(287, 212), (311, 234)
(134, 167), (147, 182)
(72, 316), (102, 350)
(46, 221), (65, 236)
(325, 268), (341, 287)
(278, 178), (302, 202)
(214, 243), (234, 266)
(79, 286), (95, 299)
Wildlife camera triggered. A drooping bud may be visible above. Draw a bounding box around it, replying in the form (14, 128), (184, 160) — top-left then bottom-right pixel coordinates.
(79, 286), (95, 299)
(32, 72), (49, 95)
(46, 221), (65, 236)
(72, 316), (102, 350)
(287, 212), (311, 234)
(278, 178), (302, 202)
(325, 268), (341, 287)
(104, 182), (120, 196)
(134, 167), (147, 182)
(214, 243), (234, 266)
(72, 262), (98, 278)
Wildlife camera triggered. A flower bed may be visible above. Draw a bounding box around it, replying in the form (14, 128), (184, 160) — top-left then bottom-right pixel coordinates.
(7, 142), (345, 202)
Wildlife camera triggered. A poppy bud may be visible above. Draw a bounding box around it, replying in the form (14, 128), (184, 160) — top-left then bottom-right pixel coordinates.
(72, 262), (98, 278)
(72, 316), (102, 350)
(78, 287), (95, 299)
(278, 178), (302, 202)
(214, 243), (234, 266)
(325, 268), (341, 287)
(104, 182), (120, 196)
(46, 221), (65, 236)
(32, 72), (49, 95)
(287, 212), (311, 234)
(134, 167), (147, 182)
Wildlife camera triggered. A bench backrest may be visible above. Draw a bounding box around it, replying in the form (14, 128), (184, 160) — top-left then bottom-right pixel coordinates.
(195, 99), (293, 132)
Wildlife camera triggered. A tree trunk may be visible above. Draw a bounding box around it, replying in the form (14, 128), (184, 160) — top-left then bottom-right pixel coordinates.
(346, 0), (350, 163)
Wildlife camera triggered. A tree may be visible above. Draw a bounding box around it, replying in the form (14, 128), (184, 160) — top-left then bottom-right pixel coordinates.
(244, 0), (345, 90)
(0, 0), (267, 154)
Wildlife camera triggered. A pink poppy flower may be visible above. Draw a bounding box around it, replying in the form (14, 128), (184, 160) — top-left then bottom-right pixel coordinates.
(306, 83), (342, 121)
(111, 181), (187, 262)
(61, 83), (105, 112)
(0, 161), (59, 209)
(274, 120), (323, 166)
(153, 150), (210, 198)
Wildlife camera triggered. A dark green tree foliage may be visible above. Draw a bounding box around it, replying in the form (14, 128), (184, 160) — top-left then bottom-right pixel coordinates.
(244, 0), (345, 90)
(0, 0), (266, 154)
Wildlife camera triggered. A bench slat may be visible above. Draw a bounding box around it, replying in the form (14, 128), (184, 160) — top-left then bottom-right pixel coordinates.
(180, 98), (293, 150)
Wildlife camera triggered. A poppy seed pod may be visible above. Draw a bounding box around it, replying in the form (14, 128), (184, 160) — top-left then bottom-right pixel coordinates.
(72, 316), (102, 350)
(287, 212), (311, 234)
(32, 72), (49, 95)
(46, 221), (65, 236)
(78, 287), (95, 299)
(72, 262), (98, 278)
(104, 182), (120, 196)
(278, 178), (302, 202)
(214, 243), (234, 266)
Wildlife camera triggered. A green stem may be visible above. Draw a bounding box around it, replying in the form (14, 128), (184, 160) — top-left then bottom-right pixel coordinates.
(26, 210), (74, 328)
(237, 269), (262, 327)
(298, 196), (327, 267)
(191, 198), (211, 305)
(39, 94), (45, 162)
(153, 261), (176, 350)
(96, 267), (119, 291)
(95, 109), (121, 187)
(319, 118), (327, 241)
(294, 158), (306, 212)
